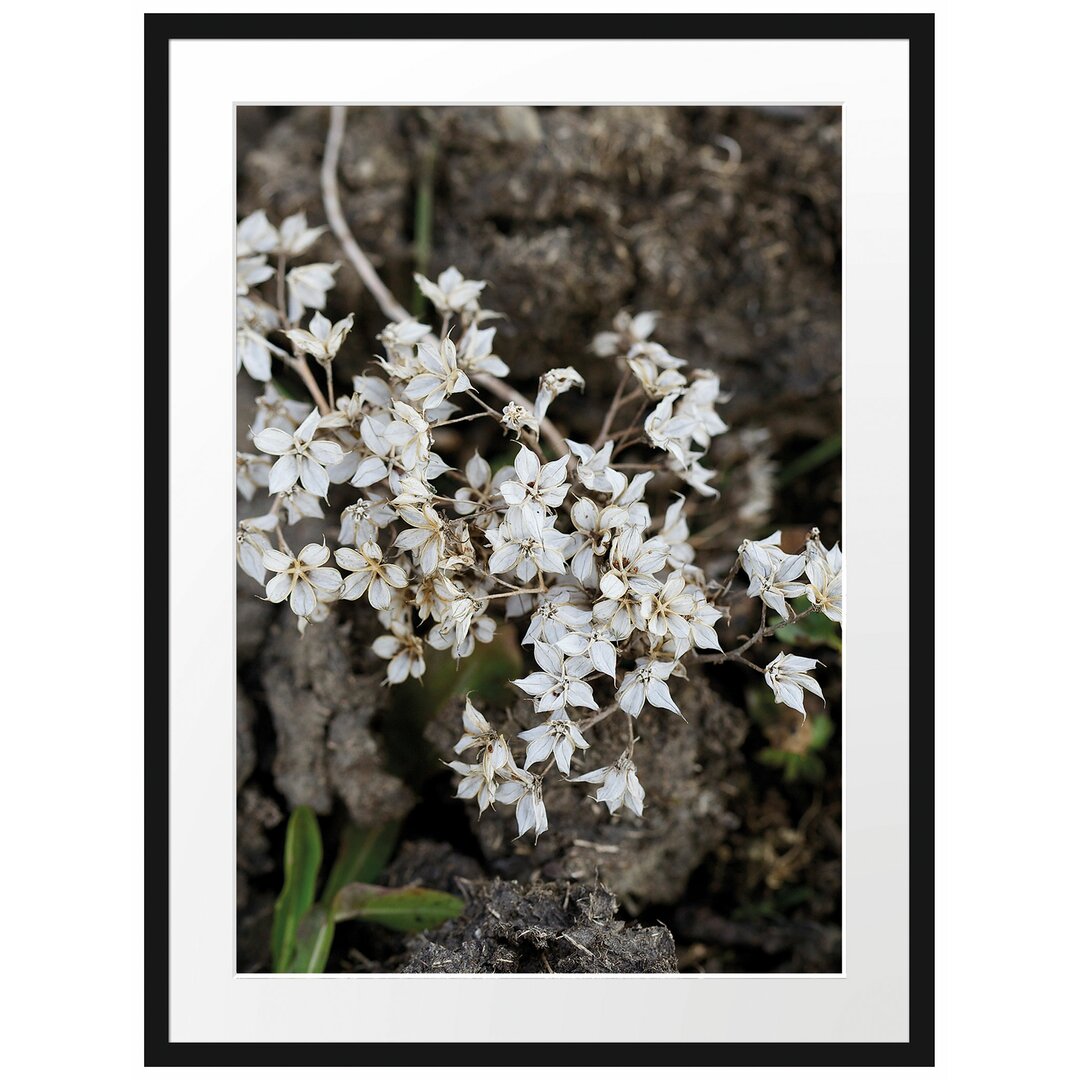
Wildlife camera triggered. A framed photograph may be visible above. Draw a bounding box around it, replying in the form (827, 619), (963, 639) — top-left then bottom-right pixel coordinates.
(149, 12), (933, 1066)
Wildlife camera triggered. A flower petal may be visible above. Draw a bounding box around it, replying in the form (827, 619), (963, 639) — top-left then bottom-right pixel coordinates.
(308, 439), (344, 466)
(262, 549), (292, 573)
(252, 427), (294, 455)
(306, 567), (343, 593)
(367, 576), (391, 610)
(297, 543), (330, 566)
(289, 579), (316, 617)
(267, 454), (300, 494)
(265, 572), (292, 603)
(299, 456), (330, 498)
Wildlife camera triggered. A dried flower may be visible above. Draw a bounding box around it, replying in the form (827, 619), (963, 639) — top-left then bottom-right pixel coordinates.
(283, 310), (354, 364)
(263, 543), (343, 617)
(764, 652), (826, 718)
(574, 751), (645, 817)
(253, 407), (344, 499)
(235, 236), (841, 840)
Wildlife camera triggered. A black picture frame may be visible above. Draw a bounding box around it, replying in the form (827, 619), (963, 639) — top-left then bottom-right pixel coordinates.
(145, 12), (934, 1067)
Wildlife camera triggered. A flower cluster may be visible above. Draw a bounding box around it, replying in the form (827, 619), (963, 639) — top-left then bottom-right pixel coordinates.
(236, 208), (843, 842)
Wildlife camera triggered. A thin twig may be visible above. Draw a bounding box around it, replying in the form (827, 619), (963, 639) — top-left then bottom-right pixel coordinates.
(689, 514), (735, 549)
(579, 702), (622, 736)
(697, 604), (822, 666)
(484, 587), (546, 602)
(266, 252), (331, 414)
(321, 106), (411, 324)
(286, 356), (331, 415)
(434, 411), (490, 427)
(594, 367), (630, 448)
(472, 372), (568, 457)
(717, 557), (743, 597)
(726, 653), (765, 673)
(276, 252), (288, 325)
(323, 361), (335, 407)
(464, 388), (505, 423)
(320, 105), (570, 456)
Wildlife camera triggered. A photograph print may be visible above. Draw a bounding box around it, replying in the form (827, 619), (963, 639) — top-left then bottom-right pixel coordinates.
(234, 103), (843, 976)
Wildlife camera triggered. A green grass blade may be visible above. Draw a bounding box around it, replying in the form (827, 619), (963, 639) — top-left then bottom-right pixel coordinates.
(777, 433), (842, 488)
(332, 883), (464, 934)
(410, 138), (437, 317)
(289, 905), (336, 974)
(269, 806), (323, 973)
(322, 820), (401, 902)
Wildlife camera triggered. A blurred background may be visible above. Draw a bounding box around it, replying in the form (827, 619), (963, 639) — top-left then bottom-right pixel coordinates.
(236, 105), (842, 974)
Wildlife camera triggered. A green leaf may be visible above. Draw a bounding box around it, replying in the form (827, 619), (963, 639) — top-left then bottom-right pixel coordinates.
(322, 820), (401, 902)
(745, 684), (784, 726)
(773, 611), (842, 652)
(331, 883), (465, 933)
(289, 905), (336, 974)
(285, 821), (404, 974)
(410, 139), (438, 318)
(756, 745), (826, 784)
(757, 747), (789, 768)
(777, 432), (841, 487)
(808, 712), (835, 751)
(270, 806), (323, 973)
(775, 885), (813, 910)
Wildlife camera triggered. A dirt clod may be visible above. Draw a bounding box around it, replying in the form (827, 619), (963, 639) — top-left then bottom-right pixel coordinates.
(402, 879), (677, 973)
(260, 611), (414, 826)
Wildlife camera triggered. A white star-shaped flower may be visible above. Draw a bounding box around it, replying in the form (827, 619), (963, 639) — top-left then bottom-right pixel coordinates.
(262, 543), (343, 617)
(565, 439), (615, 493)
(573, 751), (645, 817)
(404, 337), (473, 412)
(500, 445), (571, 516)
(285, 262), (339, 321)
(276, 211), (328, 257)
(414, 266), (486, 316)
(518, 714), (590, 775)
(615, 658), (680, 718)
(590, 310), (658, 358)
(394, 502), (446, 578)
(283, 310), (354, 364)
(236, 255), (274, 296)
(513, 642), (597, 715)
(534, 366), (584, 421)
(236, 209), (279, 256)
(643, 393), (697, 465)
(494, 762), (549, 842)
(456, 323), (509, 377)
(628, 356), (686, 400)
(747, 553), (807, 620)
(372, 622), (426, 685)
(253, 407), (344, 498)
(805, 539), (843, 623)
(485, 507), (569, 583)
(236, 513), (278, 585)
(236, 323), (285, 381)
(599, 528), (668, 601)
(763, 652), (825, 718)
(236, 452), (271, 501)
(334, 541), (409, 609)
